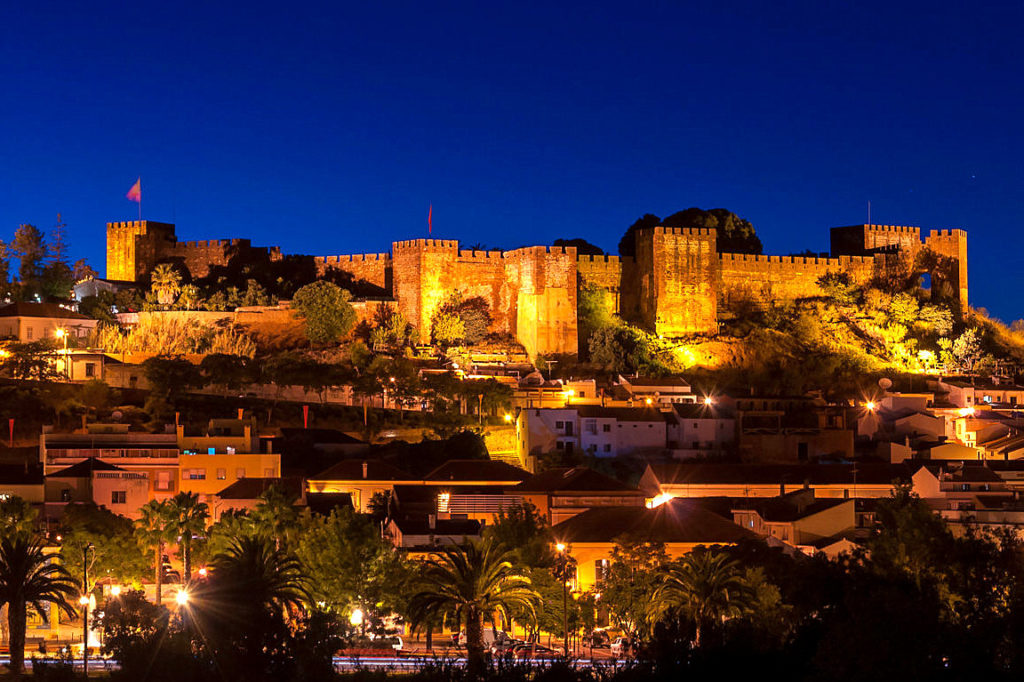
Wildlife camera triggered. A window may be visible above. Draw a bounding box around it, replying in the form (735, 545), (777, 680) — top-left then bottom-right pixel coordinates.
(60, 489), (72, 502)
(602, 424), (611, 433)
(555, 421), (565, 430)
(236, 468), (246, 479)
(603, 444), (611, 453)
(111, 491), (127, 505)
(595, 559), (610, 582)
(264, 468), (275, 478)
(216, 468), (226, 480)
(26, 327), (33, 340)
(85, 363), (96, 378)
(184, 468), (206, 480)
(156, 472), (172, 491)
(556, 441), (564, 450)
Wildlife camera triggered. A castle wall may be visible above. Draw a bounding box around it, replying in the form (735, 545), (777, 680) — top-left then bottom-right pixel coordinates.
(160, 239), (255, 279)
(391, 239), (460, 336)
(831, 224), (923, 257)
(636, 227), (718, 336)
(505, 246), (578, 357)
(314, 253), (392, 290)
(453, 250), (513, 333)
(924, 229), (969, 311)
(718, 253), (875, 307)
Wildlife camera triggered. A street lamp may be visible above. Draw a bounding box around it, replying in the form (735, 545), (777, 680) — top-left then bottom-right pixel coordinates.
(503, 413), (513, 423)
(81, 542), (94, 677)
(109, 585), (121, 598)
(175, 590), (190, 606)
(554, 543), (574, 658)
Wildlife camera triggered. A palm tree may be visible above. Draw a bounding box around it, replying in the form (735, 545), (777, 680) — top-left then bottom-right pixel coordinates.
(407, 538), (540, 676)
(135, 499), (174, 603)
(650, 551), (751, 647)
(166, 492), (209, 581)
(0, 533), (77, 674)
(251, 485), (298, 550)
(150, 263), (182, 306)
(203, 535), (309, 615)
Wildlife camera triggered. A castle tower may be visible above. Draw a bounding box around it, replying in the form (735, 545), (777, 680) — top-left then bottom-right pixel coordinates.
(105, 220), (176, 281)
(391, 239), (460, 336)
(924, 229), (969, 312)
(634, 227), (718, 336)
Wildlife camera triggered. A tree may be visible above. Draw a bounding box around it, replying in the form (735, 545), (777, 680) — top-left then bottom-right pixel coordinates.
(553, 238), (605, 256)
(185, 535), (312, 680)
(0, 496), (39, 537)
(250, 485), (300, 550)
(407, 538), (540, 676)
(817, 271), (858, 305)
(165, 492), (209, 581)
(59, 503), (149, 588)
(80, 378), (112, 415)
(0, 533), (77, 674)
(431, 310), (465, 346)
(599, 537), (669, 639)
(135, 500), (174, 603)
(294, 508), (409, 630)
(0, 340), (61, 381)
(663, 208), (762, 254)
(141, 356), (202, 420)
(950, 327), (989, 374)
(483, 502), (553, 569)
(10, 224), (47, 297)
(650, 550), (752, 647)
(619, 214), (661, 257)
(177, 284), (201, 310)
(149, 263), (182, 306)
(200, 353), (252, 394)
(291, 281), (357, 345)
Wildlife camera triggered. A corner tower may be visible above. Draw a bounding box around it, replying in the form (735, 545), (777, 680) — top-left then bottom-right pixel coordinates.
(634, 227), (718, 336)
(105, 220), (176, 281)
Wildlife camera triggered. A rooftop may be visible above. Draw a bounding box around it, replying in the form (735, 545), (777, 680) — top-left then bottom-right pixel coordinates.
(517, 467), (641, 494)
(310, 459), (417, 482)
(49, 459), (126, 478)
(215, 476), (304, 500)
(424, 459), (530, 482)
(647, 462), (913, 486)
(575, 405), (666, 422)
(0, 302), (92, 320)
(552, 498), (757, 545)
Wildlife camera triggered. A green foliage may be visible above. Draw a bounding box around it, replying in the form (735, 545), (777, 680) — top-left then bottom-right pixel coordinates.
(598, 538), (669, 639)
(292, 280), (357, 345)
(482, 503), (554, 569)
(200, 353), (254, 392)
(294, 508), (410, 624)
(619, 209), (761, 257)
(618, 213), (660, 257)
(79, 378), (112, 413)
(0, 340), (61, 381)
(816, 271), (858, 305)
(59, 503), (149, 587)
(150, 263), (183, 306)
(552, 238), (604, 255)
(141, 356), (202, 420)
(164, 491), (210, 580)
(588, 325), (667, 375)
(431, 293), (492, 346)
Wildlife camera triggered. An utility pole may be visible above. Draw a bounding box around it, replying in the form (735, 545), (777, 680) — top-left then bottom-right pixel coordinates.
(82, 542), (93, 679)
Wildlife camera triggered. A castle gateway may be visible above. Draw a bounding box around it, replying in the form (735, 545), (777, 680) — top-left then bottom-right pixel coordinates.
(106, 220), (967, 358)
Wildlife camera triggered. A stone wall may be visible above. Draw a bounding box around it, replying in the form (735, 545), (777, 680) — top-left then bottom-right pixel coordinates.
(718, 253), (876, 308)
(635, 227), (719, 335)
(314, 253), (392, 290)
(924, 228), (969, 312)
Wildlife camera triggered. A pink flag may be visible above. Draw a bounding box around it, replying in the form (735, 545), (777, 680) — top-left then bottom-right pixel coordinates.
(126, 178), (141, 202)
(428, 204), (433, 234)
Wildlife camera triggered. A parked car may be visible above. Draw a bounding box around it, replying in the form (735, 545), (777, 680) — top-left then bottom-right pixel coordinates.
(490, 638), (523, 656)
(610, 637), (632, 657)
(590, 630), (611, 648)
(512, 643), (562, 661)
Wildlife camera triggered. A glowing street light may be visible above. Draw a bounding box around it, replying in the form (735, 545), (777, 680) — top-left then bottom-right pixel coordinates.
(865, 401), (876, 412)
(503, 413), (513, 423)
(349, 608), (364, 627)
(175, 590), (190, 606)
(703, 396), (714, 406)
(555, 542), (566, 553)
(109, 585), (121, 598)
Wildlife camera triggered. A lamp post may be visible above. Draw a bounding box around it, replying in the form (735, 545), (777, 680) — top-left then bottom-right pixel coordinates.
(555, 543), (574, 658)
(81, 542), (94, 679)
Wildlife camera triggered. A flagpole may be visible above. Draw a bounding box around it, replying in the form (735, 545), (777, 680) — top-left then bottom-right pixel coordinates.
(139, 177), (142, 220)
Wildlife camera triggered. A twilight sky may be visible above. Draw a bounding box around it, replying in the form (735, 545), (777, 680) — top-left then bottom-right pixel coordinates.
(1, 1), (1022, 319)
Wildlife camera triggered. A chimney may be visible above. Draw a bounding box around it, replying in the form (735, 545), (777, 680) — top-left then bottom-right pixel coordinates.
(362, 461), (368, 479)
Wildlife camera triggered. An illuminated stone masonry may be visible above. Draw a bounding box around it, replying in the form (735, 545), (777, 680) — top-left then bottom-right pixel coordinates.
(105, 221), (967, 356)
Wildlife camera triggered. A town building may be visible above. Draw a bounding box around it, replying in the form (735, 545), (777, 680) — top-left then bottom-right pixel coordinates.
(0, 302), (97, 344)
(515, 467), (647, 525)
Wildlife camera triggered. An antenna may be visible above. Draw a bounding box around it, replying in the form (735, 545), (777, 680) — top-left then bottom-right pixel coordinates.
(867, 200), (871, 225)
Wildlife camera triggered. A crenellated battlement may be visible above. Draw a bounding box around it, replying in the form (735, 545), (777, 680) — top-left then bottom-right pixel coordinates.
(577, 254), (627, 265)
(315, 253), (391, 265)
(457, 249), (506, 262)
(641, 226), (716, 237)
(928, 228), (967, 238)
(393, 238), (459, 250)
(863, 224), (922, 235)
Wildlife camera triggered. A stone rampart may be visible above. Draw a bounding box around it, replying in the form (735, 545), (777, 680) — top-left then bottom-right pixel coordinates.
(314, 253), (392, 289)
(718, 252), (875, 306)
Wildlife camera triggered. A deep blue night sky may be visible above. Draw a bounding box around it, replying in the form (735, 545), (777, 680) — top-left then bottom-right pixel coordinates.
(1, 2), (1021, 318)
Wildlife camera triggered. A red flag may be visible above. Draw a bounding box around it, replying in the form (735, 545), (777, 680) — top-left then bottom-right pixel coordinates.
(126, 178), (141, 203)
(428, 204), (432, 234)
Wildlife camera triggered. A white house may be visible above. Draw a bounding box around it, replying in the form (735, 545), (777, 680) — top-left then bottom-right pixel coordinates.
(0, 302), (97, 343)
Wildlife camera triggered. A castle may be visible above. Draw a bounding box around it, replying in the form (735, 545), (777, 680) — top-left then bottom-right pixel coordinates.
(106, 220), (968, 357)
